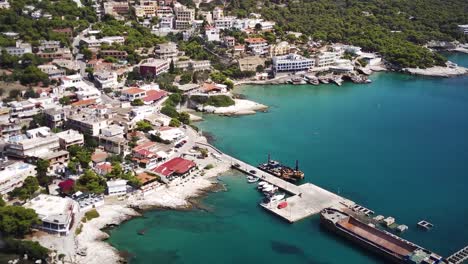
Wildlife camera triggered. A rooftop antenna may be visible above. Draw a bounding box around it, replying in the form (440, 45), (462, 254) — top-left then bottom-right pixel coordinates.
(268, 153), (271, 163)
(295, 160), (299, 171)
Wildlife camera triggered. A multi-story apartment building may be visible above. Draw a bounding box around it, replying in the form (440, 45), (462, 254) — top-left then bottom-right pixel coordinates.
(94, 71), (119, 89)
(6, 127), (60, 158)
(315, 52), (338, 68)
(272, 53), (315, 73)
(67, 113), (109, 137)
(0, 161), (36, 195)
(100, 50), (128, 60)
(3, 41), (32, 56)
(214, 16), (236, 29)
(56, 129), (84, 149)
(245, 37), (269, 56)
(175, 59), (211, 71)
(156, 6), (173, 17)
(139, 58), (169, 77)
(174, 4), (195, 30)
(135, 1), (158, 17)
(269, 41), (291, 57)
(154, 42), (178, 60)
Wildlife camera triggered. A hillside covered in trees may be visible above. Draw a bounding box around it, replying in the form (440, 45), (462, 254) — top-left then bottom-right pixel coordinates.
(227, 0), (468, 68)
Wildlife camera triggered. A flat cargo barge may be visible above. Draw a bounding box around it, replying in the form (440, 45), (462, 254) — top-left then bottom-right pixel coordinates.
(320, 208), (447, 264)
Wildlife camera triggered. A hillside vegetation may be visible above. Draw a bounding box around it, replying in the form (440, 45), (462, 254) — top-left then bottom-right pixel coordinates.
(228, 0), (468, 68)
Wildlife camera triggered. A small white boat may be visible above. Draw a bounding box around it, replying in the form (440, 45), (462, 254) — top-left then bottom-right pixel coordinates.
(269, 193), (285, 203)
(262, 185), (277, 193)
(259, 183), (273, 190)
(258, 181), (268, 186)
(247, 176), (259, 183)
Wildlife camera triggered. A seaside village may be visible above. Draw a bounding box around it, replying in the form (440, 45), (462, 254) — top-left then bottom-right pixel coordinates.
(1, 0), (467, 263)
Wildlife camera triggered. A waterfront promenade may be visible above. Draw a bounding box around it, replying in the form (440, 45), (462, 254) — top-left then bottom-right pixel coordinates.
(196, 142), (355, 222)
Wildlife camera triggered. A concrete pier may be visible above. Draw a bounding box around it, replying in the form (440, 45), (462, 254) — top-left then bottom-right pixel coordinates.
(195, 142), (354, 223)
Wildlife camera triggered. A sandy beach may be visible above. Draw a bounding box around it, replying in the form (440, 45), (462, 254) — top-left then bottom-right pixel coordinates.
(202, 99), (268, 116)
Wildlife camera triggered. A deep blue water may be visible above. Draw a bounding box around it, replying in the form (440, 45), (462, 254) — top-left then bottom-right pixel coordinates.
(107, 53), (468, 263)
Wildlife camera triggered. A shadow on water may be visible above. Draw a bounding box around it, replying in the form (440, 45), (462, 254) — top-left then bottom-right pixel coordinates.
(270, 240), (332, 264)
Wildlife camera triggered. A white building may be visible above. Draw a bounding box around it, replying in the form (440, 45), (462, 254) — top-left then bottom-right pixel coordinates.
(175, 59), (211, 71)
(56, 129), (85, 149)
(155, 42), (179, 60)
(214, 16), (236, 30)
(0, 161), (36, 195)
(24, 194), (78, 235)
(6, 128), (60, 158)
(158, 15), (174, 29)
(101, 125), (124, 137)
(121, 87), (147, 101)
(245, 38), (269, 56)
(458, 25), (468, 35)
(212, 6), (223, 20)
(273, 54), (315, 73)
(3, 41), (32, 56)
(174, 4), (195, 30)
(106, 179), (127, 196)
(152, 126), (184, 142)
(38, 64), (66, 79)
(205, 27), (220, 42)
(315, 52), (338, 68)
(94, 71), (119, 89)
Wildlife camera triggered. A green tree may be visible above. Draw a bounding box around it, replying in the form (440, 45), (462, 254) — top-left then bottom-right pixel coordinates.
(3, 239), (49, 261)
(179, 72), (192, 84)
(67, 159), (78, 174)
(0, 206), (40, 237)
(29, 113), (46, 129)
(8, 176), (39, 201)
(59, 96), (71, 105)
(169, 118), (181, 127)
(0, 196), (6, 207)
(131, 98), (144, 106)
(36, 159), (51, 187)
(160, 105), (179, 118)
(169, 59), (175, 74)
(178, 112), (191, 125)
(76, 169), (106, 194)
(135, 120), (153, 132)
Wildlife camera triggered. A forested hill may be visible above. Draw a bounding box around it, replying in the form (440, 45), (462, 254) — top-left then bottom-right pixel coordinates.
(227, 0), (468, 68)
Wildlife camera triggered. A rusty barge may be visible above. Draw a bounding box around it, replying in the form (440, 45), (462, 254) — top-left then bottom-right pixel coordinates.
(320, 208), (447, 264)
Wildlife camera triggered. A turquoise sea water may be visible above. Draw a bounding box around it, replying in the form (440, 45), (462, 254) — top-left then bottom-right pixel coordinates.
(108, 54), (468, 264)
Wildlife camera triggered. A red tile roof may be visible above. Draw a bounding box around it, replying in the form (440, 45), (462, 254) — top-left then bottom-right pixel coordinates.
(144, 90), (167, 102)
(122, 87), (146, 95)
(71, 99), (96, 107)
(245, 37), (267, 44)
(96, 163), (112, 173)
(92, 151), (108, 163)
(153, 157), (196, 177)
(133, 141), (157, 152)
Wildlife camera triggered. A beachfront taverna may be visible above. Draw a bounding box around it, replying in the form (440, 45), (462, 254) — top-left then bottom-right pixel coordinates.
(24, 194), (78, 235)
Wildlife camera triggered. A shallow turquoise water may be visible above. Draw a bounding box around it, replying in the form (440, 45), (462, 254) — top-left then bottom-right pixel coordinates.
(108, 54), (468, 263)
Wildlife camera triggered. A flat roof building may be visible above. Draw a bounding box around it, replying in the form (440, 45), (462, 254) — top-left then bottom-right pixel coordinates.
(56, 129), (84, 149)
(272, 53), (315, 73)
(139, 58), (169, 77)
(0, 161), (36, 195)
(24, 194), (78, 235)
